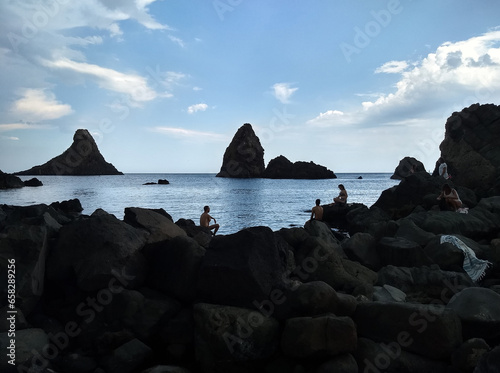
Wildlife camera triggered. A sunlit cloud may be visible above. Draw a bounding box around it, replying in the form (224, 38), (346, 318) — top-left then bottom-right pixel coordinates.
(169, 35), (185, 48)
(151, 126), (226, 141)
(187, 103), (208, 114)
(272, 83), (298, 104)
(375, 60), (409, 74)
(0, 123), (53, 132)
(10, 89), (73, 121)
(43, 58), (158, 105)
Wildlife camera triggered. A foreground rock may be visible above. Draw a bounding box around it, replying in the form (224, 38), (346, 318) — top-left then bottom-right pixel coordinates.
(16, 129), (123, 175)
(1, 197), (499, 373)
(263, 155), (336, 179)
(0, 170), (24, 189)
(216, 123), (265, 178)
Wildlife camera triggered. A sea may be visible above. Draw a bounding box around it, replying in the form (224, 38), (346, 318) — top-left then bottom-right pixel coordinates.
(0, 173), (400, 235)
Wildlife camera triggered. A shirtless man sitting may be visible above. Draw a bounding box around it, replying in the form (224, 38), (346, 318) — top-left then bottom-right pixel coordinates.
(310, 199), (324, 221)
(200, 205), (219, 235)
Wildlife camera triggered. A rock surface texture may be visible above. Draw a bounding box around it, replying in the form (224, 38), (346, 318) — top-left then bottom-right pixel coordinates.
(16, 129), (123, 175)
(435, 103), (500, 195)
(216, 123), (265, 178)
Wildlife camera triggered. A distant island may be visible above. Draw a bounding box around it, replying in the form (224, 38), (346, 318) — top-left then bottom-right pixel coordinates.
(217, 123), (336, 179)
(16, 129), (123, 176)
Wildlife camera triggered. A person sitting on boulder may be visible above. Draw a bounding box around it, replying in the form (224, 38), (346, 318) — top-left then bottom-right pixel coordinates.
(200, 205), (219, 235)
(437, 183), (462, 211)
(333, 184), (348, 205)
(310, 199), (324, 221)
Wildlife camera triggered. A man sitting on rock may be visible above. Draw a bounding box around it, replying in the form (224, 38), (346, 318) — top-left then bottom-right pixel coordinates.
(200, 205), (220, 235)
(310, 199), (324, 221)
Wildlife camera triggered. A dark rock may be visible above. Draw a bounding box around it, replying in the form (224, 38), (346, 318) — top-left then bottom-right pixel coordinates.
(394, 218), (435, 247)
(47, 211), (148, 292)
(193, 303), (280, 363)
(474, 345), (500, 373)
(0, 328), (49, 371)
(23, 177), (43, 187)
(377, 265), (474, 303)
(141, 366), (191, 373)
(263, 155), (336, 179)
(285, 281), (340, 317)
(376, 236), (433, 268)
(434, 103), (500, 196)
(451, 338), (490, 373)
(446, 287), (500, 342)
(56, 352), (98, 373)
(216, 123), (265, 178)
(373, 284), (407, 302)
(16, 129), (123, 175)
(124, 207), (186, 244)
(354, 302), (462, 360)
(391, 156), (426, 180)
(0, 169), (24, 189)
(50, 198), (83, 215)
(281, 315), (357, 358)
(175, 218), (213, 248)
(316, 354), (358, 373)
(342, 233), (380, 270)
(0, 224), (51, 315)
(146, 236), (206, 303)
(353, 337), (448, 373)
(101, 338), (152, 373)
(158, 179), (169, 184)
(197, 226), (288, 309)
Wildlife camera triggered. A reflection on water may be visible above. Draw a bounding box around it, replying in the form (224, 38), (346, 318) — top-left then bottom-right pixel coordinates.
(0, 173), (400, 235)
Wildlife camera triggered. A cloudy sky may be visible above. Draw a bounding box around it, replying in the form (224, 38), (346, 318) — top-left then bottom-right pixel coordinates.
(1, 0), (500, 174)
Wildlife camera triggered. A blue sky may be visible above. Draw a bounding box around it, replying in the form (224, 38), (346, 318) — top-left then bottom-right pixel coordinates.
(1, 0), (500, 174)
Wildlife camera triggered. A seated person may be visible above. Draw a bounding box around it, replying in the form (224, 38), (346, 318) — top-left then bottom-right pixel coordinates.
(310, 199), (323, 221)
(437, 184), (462, 211)
(333, 184), (348, 205)
(200, 205), (219, 235)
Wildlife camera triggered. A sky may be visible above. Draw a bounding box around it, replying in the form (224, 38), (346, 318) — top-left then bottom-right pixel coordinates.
(1, 0), (500, 174)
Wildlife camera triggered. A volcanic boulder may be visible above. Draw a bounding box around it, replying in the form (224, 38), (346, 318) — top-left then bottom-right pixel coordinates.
(390, 156), (426, 180)
(17, 129), (123, 175)
(434, 103), (500, 195)
(216, 123), (265, 178)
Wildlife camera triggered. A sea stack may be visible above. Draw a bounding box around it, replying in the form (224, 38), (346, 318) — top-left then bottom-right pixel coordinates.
(16, 129), (123, 176)
(263, 155), (336, 179)
(216, 123), (265, 178)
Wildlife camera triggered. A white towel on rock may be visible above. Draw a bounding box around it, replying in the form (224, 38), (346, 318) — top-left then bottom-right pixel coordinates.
(440, 235), (491, 282)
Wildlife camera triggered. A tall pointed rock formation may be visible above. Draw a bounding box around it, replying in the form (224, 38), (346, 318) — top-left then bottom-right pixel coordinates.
(216, 123), (265, 178)
(17, 129), (123, 175)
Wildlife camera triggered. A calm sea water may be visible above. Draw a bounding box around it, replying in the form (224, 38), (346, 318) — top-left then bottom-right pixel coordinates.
(0, 173), (399, 235)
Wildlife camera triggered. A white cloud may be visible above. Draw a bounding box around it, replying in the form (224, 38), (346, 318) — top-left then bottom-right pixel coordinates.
(169, 35), (185, 48)
(272, 83), (298, 104)
(187, 103), (208, 114)
(10, 89), (73, 121)
(375, 60), (409, 74)
(151, 126), (225, 141)
(43, 58), (157, 105)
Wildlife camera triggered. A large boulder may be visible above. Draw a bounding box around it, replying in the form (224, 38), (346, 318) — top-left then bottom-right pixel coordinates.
(376, 236), (433, 268)
(47, 211), (148, 292)
(124, 207), (186, 244)
(390, 156), (426, 180)
(446, 287), (500, 342)
(354, 302), (462, 360)
(146, 235), (206, 303)
(281, 315), (357, 358)
(193, 303), (280, 365)
(16, 129), (123, 175)
(196, 227), (289, 309)
(216, 123), (265, 178)
(0, 328), (49, 372)
(0, 170), (24, 189)
(435, 103), (500, 195)
(263, 155), (336, 179)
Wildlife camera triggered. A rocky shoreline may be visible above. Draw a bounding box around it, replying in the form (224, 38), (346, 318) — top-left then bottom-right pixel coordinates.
(1, 169), (499, 373)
